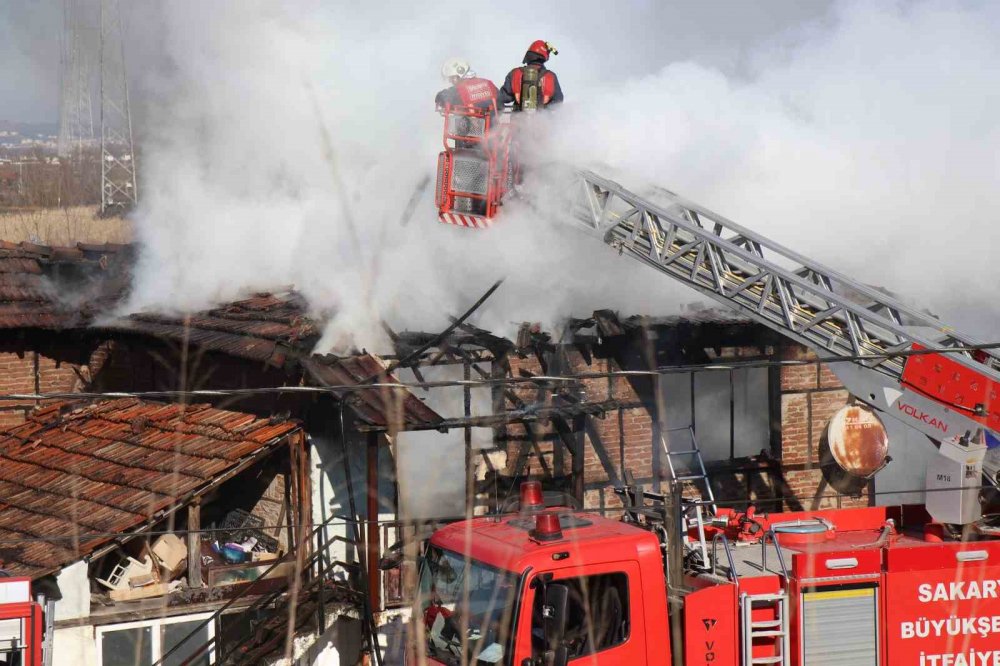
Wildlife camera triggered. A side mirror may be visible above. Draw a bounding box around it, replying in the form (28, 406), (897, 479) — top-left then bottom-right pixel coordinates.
(378, 542), (405, 570)
(544, 583), (569, 658)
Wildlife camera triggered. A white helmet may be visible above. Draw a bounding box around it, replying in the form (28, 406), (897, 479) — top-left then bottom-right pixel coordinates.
(441, 57), (472, 81)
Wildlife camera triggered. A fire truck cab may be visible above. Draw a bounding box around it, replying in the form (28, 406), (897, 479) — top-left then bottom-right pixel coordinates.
(0, 577), (43, 666)
(417, 482), (1000, 666)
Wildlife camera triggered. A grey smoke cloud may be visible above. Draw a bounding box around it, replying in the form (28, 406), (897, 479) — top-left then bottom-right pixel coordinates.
(112, 0), (1000, 352)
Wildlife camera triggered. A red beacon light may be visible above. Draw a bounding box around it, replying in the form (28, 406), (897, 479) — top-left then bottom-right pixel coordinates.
(531, 513), (563, 542)
(519, 481), (545, 513)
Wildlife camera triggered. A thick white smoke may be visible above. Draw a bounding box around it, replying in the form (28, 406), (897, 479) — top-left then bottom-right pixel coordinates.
(126, 0), (1000, 353)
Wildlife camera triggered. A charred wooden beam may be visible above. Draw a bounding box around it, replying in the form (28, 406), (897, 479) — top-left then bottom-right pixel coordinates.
(358, 398), (644, 433)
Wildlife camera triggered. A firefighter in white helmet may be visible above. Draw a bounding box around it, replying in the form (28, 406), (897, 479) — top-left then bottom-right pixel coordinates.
(435, 57), (499, 112)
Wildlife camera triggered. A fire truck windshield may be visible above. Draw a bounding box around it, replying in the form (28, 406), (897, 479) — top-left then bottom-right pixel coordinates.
(418, 545), (521, 665)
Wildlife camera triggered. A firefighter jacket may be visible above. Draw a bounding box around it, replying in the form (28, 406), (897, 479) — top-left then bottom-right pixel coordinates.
(435, 77), (499, 110)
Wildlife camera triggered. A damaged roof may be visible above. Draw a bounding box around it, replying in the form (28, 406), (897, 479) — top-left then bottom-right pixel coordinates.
(0, 397), (300, 579)
(102, 291), (319, 366)
(569, 306), (754, 340)
(0, 240), (131, 329)
(101, 291), (443, 430)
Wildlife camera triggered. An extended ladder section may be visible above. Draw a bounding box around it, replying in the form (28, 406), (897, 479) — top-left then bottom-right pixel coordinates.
(566, 170), (1000, 443)
(740, 592), (791, 666)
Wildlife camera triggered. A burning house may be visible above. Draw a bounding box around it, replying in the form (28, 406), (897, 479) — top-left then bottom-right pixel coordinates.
(0, 240), (939, 664)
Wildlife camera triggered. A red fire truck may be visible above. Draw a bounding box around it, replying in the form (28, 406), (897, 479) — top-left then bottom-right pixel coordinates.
(434, 104), (516, 229)
(419, 481), (1000, 666)
(412, 171), (1000, 665)
(0, 577), (43, 665)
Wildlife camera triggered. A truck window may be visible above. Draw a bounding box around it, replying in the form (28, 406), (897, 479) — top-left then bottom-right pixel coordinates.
(532, 572), (629, 660)
(417, 546), (521, 665)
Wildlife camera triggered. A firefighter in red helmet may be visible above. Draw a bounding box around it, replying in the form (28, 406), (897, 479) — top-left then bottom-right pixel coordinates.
(498, 40), (564, 112)
(435, 57), (499, 112)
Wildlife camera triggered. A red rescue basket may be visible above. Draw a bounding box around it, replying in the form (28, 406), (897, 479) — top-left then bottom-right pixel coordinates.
(435, 103), (516, 229)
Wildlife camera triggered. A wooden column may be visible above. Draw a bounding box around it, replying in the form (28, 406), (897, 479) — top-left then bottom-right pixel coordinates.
(187, 501), (202, 588)
(294, 431), (312, 558)
(366, 431), (381, 613)
(464, 361), (474, 516)
(572, 414), (585, 504)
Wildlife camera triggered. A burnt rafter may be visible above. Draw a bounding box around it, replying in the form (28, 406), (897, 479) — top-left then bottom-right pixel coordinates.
(357, 397), (642, 433)
(387, 322), (513, 368)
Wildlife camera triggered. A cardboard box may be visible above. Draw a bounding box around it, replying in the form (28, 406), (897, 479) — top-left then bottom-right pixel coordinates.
(251, 551), (278, 563)
(150, 534), (187, 580)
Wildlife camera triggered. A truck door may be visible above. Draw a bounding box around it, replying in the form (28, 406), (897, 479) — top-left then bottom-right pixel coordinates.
(520, 561), (645, 664)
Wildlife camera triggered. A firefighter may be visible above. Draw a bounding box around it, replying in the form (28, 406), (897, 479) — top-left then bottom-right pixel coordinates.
(435, 57), (499, 112)
(498, 40), (564, 112)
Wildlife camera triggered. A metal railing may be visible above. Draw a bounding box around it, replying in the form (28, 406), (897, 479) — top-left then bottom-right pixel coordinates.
(711, 532), (740, 588)
(760, 528), (790, 579)
(153, 513), (376, 666)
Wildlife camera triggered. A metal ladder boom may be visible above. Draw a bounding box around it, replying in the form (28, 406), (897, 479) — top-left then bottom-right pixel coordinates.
(566, 170), (1000, 444)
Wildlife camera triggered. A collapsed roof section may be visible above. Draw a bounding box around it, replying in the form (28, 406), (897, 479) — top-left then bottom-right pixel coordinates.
(101, 291), (319, 367)
(0, 240), (131, 329)
(0, 397), (301, 579)
(99, 291), (443, 430)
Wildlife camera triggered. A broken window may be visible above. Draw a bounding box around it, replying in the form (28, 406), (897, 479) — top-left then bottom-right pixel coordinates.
(659, 367), (770, 463)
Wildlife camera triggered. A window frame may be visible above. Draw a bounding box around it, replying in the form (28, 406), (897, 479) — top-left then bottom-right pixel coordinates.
(94, 612), (217, 666)
(659, 363), (773, 463)
(525, 564), (637, 662)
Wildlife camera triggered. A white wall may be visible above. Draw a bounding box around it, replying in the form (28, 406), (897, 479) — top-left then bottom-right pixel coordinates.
(308, 407), (398, 584)
(52, 560), (89, 622)
(52, 626), (98, 666)
(51, 560), (99, 666)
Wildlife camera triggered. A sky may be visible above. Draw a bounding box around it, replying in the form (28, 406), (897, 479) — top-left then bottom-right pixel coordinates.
(0, 0), (831, 123)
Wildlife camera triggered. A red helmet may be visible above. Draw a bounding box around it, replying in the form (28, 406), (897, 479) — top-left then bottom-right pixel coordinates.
(526, 40), (558, 61)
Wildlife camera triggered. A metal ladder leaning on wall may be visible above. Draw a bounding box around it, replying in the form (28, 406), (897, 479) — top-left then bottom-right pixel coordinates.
(660, 425), (716, 568)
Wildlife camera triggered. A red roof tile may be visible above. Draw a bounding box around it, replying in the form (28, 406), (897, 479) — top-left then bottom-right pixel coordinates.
(0, 398), (300, 579)
(0, 241), (130, 329)
(101, 292), (443, 429)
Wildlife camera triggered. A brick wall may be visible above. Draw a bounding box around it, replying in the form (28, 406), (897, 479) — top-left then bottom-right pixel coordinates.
(491, 335), (871, 517)
(0, 336), (108, 428)
(779, 344), (869, 510)
(499, 350), (654, 512)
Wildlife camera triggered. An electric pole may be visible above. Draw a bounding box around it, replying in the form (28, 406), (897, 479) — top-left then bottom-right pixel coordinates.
(99, 0), (138, 215)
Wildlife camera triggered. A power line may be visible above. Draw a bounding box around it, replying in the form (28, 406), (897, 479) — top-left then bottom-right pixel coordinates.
(0, 341), (996, 403)
(0, 482), (997, 546)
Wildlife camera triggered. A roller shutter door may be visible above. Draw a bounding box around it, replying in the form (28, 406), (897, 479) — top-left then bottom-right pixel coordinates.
(801, 586), (878, 665)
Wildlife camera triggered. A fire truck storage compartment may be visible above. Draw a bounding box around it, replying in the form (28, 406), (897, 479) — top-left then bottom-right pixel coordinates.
(884, 541), (1000, 664)
(800, 584), (879, 665)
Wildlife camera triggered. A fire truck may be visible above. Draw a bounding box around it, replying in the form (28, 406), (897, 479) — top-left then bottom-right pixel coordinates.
(0, 577), (43, 665)
(413, 171), (1000, 665)
(434, 104), (517, 229)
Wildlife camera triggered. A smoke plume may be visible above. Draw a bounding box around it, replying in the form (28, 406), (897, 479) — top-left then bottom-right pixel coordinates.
(124, 1), (1000, 349)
